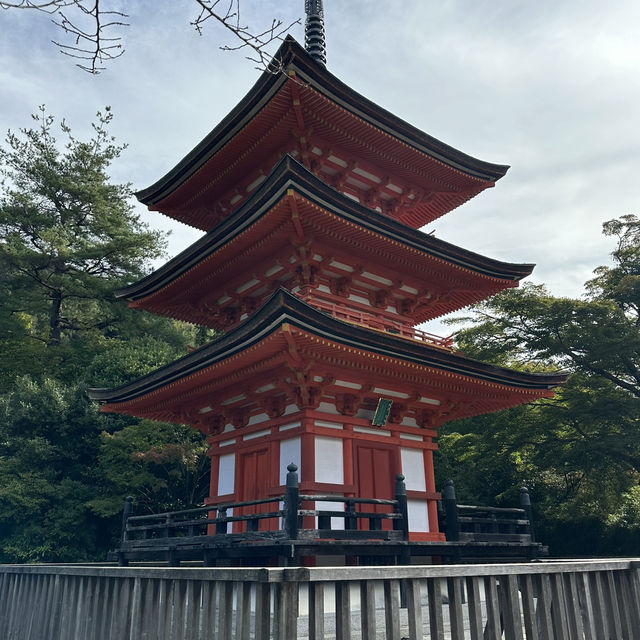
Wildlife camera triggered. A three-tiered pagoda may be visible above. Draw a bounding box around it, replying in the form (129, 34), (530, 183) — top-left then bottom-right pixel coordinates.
(90, 12), (565, 549)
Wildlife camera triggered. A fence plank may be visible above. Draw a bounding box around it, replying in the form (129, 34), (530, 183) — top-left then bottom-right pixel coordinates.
(360, 579), (376, 640)
(605, 570), (623, 638)
(483, 575), (502, 640)
(405, 578), (423, 640)
(309, 581), (325, 640)
(466, 575), (484, 640)
(590, 571), (610, 639)
(447, 576), (465, 640)
(563, 572), (584, 640)
(335, 580), (351, 640)
(235, 580), (251, 640)
(519, 574), (538, 640)
(427, 577), (445, 639)
(254, 583), (271, 640)
(626, 567), (640, 631)
(614, 570), (633, 640)
(384, 578), (402, 640)
(218, 581), (234, 640)
(499, 574), (523, 640)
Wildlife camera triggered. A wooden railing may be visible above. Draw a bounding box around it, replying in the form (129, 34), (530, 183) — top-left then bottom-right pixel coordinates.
(117, 471), (542, 565)
(439, 480), (538, 548)
(307, 297), (454, 349)
(118, 465), (409, 565)
(2, 559), (640, 639)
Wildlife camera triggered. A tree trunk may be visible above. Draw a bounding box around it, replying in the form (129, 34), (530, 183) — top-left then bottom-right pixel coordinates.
(48, 290), (62, 345)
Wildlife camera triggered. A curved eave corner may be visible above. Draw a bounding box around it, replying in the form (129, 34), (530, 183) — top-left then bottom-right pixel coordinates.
(134, 36), (508, 211)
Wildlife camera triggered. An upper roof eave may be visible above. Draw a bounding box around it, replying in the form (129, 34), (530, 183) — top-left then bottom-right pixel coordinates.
(89, 288), (568, 406)
(119, 155), (533, 303)
(135, 36), (508, 208)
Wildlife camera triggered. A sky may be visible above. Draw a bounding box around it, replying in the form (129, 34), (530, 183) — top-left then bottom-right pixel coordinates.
(2, 0), (639, 334)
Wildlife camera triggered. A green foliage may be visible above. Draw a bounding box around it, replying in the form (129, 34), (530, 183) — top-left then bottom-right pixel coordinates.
(442, 215), (640, 556)
(0, 106), (165, 358)
(90, 421), (210, 518)
(0, 377), (112, 561)
(0, 108), (212, 562)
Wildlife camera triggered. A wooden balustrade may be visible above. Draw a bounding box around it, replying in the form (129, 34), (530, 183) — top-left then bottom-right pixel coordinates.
(115, 474), (541, 566)
(2, 559), (639, 639)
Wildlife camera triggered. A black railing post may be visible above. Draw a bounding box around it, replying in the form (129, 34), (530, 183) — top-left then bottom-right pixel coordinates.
(394, 474), (409, 541)
(520, 486), (536, 542)
(345, 500), (357, 530)
(285, 463), (300, 540)
(165, 513), (174, 538)
(118, 496), (133, 567)
(121, 496), (133, 542)
(216, 507), (228, 534)
(443, 480), (460, 542)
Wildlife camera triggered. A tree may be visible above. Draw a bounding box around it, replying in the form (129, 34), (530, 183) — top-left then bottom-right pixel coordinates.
(439, 215), (640, 555)
(0, 107), (214, 561)
(0, 106), (165, 372)
(0, 1), (300, 73)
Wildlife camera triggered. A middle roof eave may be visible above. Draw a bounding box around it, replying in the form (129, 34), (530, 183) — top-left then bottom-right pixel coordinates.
(118, 155), (533, 303)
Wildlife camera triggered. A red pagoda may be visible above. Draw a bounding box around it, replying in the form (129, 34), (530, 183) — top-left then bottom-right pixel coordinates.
(90, 9), (566, 557)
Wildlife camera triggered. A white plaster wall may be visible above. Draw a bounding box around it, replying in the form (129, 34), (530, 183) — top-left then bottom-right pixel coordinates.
(315, 436), (344, 484)
(217, 453), (235, 496)
(280, 437), (302, 485)
(401, 448), (426, 491)
(407, 499), (430, 532)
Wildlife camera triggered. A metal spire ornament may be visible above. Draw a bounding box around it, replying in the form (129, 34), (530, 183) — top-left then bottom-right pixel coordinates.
(305, 0), (327, 65)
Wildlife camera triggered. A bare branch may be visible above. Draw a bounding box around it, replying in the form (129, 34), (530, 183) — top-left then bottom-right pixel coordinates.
(2, 0), (300, 73)
(52, 1), (128, 73)
(191, 0), (300, 72)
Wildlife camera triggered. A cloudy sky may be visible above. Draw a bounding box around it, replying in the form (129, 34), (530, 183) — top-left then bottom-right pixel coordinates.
(2, 0), (639, 333)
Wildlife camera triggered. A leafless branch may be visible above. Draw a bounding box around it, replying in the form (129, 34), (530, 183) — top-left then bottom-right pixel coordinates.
(1, 0), (127, 73)
(2, 0), (300, 73)
(51, 1), (127, 73)
(191, 0), (300, 71)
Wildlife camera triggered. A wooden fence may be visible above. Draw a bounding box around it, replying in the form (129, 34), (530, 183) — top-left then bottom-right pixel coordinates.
(1, 559), (639, 639)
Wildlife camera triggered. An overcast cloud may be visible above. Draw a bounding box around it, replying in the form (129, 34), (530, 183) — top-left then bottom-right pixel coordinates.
(2, 1), (639, 334)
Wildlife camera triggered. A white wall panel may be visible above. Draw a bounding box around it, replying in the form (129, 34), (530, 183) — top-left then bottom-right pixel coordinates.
(315, 436), (344, 484)
(407, 499), (429, 531)
(401, 448), (426, 491)
(280, 437), (301, 485)
(217, 453), (235, 496)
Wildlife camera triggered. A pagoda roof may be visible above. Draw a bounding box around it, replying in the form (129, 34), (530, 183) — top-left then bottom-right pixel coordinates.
(118, 155), (533, 326)
(136, 37), (508, 230)
(89, 289), (567, 423)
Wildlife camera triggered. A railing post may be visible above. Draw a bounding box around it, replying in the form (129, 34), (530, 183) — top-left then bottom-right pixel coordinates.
(345, 500), (357, 530)
(216, 507), (228, 534)
(118, 496), (133, 567)
(443, 480), (460, 542)
(285, 463), (299, 540)
(394, 474), (409, 540)
(520, 486), (536, 542)
(121, 496), (133, 542)
(165, 513), (174, 538)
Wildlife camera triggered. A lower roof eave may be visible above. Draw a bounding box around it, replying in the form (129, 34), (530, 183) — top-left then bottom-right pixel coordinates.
(89, 289), (567, 420)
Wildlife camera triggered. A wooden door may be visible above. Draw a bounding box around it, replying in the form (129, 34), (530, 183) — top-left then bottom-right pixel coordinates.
(235, 447), (275, 532)
(354, 444), (396, 531)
